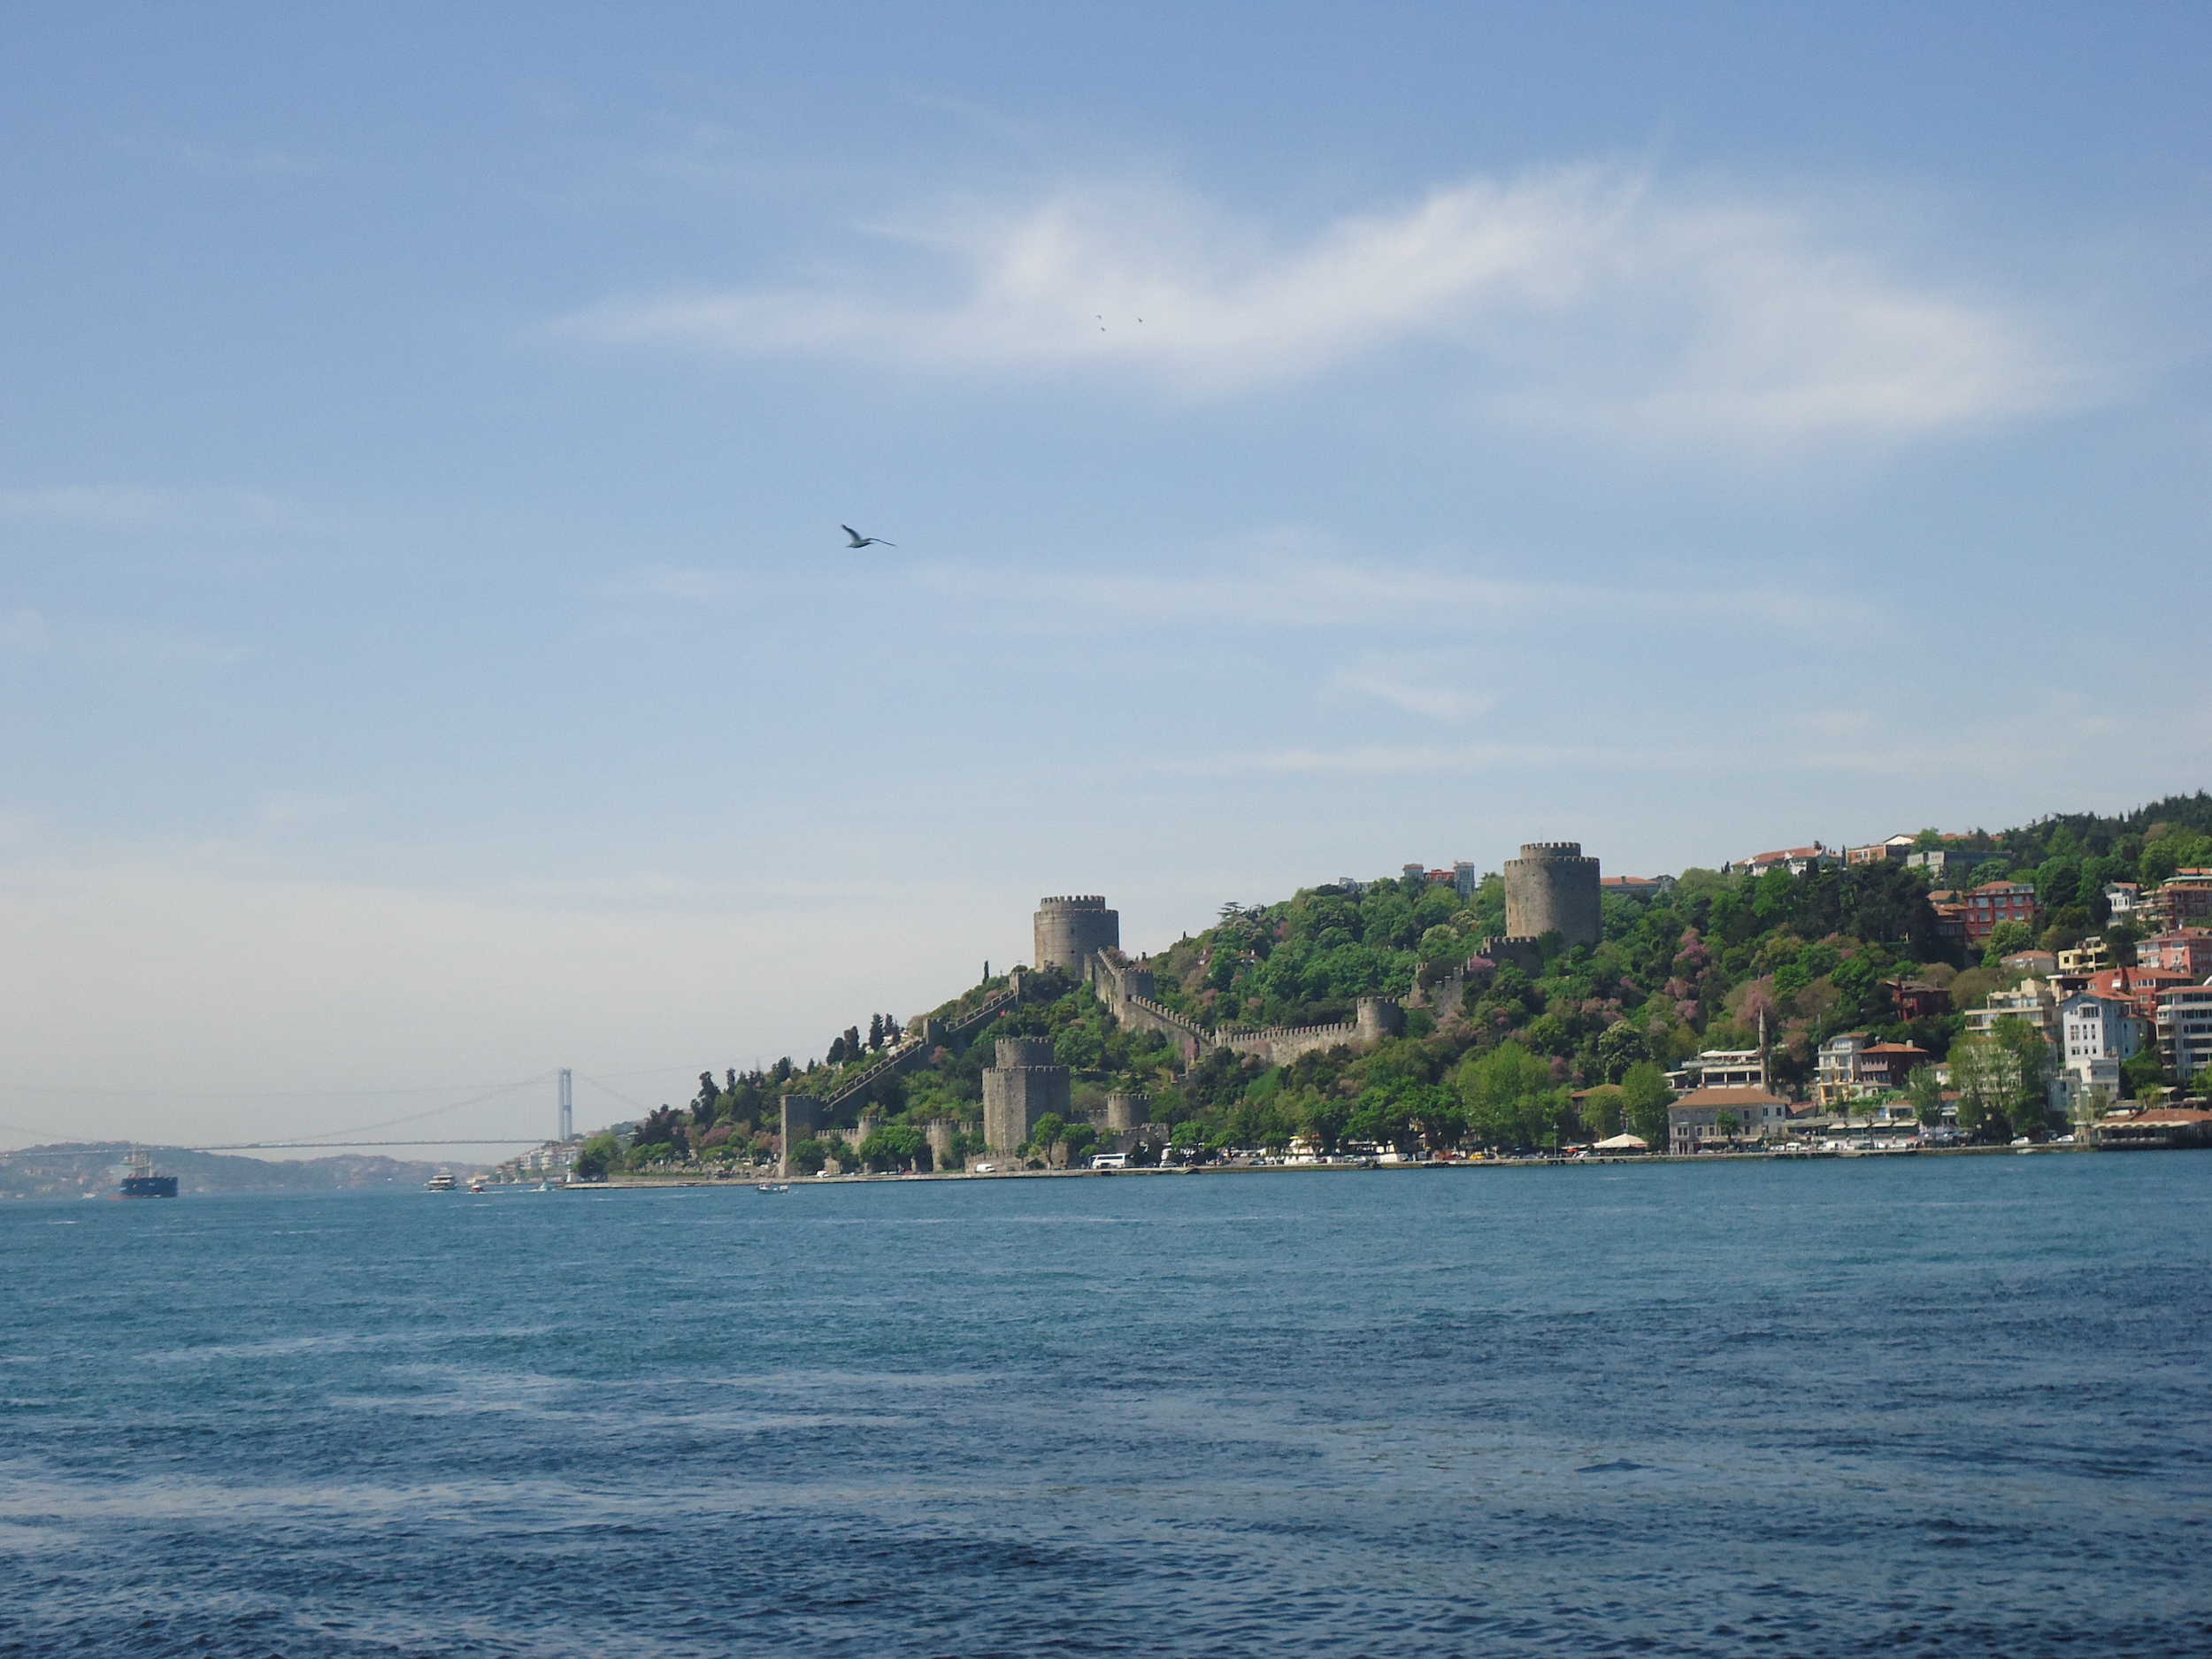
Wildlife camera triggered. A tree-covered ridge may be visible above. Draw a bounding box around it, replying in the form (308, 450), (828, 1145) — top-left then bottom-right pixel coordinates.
(574, 791), (2212, 1175)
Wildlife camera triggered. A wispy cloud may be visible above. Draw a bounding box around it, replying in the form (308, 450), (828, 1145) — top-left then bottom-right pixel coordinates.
(909, 541), (1853, 630)
(1163, 741), (1709, 778)
(1169, 692), (2198, 783)
(0, 607), (246, 669)
(1324, 661), (1496, 724)
(593, 564), (754, 603)
(558, 162), (2096, 442)
(117, 134), (321, 180)
(0, 484), (311, 534)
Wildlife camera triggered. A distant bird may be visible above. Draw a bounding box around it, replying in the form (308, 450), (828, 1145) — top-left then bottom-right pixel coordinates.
(841, 524), (896, 548)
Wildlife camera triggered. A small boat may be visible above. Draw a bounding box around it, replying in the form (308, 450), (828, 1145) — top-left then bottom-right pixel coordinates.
(425, 1171), (457, 1192)
(535, 1181), (549, 1193)
(755, 1182), (791, 1194)
(467, 1177), (487, 1194)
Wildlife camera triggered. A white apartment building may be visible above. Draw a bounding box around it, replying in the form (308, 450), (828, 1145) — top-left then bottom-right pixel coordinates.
(1815, 1033), (1873, 1106)
(1964, 979), (2058, 1044)
(2156, 984), (2212, 1083)
(2055, 992), (2147, 1118)
(1665, 1048), (1767, 1091)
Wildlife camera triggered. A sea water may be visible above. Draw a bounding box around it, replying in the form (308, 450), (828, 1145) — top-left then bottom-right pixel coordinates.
(4, 1156), (2208, 1657)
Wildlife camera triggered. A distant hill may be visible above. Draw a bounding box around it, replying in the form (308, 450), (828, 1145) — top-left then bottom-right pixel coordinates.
(0, 1142), (467, 1200)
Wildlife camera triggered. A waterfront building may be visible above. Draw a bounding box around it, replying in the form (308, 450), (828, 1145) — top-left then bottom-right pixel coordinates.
(1666, 1048), (1767, 1092)
(1667, 1087), (1793, 1152)
(2154, 983), (2212, 1083)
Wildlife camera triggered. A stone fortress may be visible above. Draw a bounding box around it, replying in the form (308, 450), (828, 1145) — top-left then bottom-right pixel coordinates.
(1489, 841), (1603, 964)
(782, 843), (1600, 1171)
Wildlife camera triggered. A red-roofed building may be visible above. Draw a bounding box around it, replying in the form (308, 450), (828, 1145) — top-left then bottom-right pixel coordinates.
(1963, 881), (2039, 944)
(1732, 844), (1838, 878)
(2136, 929), (2212, 980)
(1667, 1086), (1794, 1152)
(1601, 874), (1676, 899)
(2088, 965), (2193, 1020)
(2142, 871), (2212, 932)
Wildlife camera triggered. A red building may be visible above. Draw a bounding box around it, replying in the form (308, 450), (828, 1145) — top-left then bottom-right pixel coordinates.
(1857, 1042), (1933, 1089)
(2088, 965), (2195, 1021)
(1963, 881), (2039, 944)
(2137, 929), (2212, 980)
(1886, 979), (1953, 1020)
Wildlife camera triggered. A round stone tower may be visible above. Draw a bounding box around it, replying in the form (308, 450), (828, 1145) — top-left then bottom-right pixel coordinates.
(995, 1037), (1058, 1070)
(1502, 841), (1601, 949)
(1033, 895), (1119, 977)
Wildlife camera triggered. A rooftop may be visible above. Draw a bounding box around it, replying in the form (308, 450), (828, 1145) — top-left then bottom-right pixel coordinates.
(1673, 1086), (1792, 1110)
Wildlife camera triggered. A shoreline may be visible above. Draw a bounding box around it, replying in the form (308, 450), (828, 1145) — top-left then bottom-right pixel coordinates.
(561, 1142), (2134, 1190)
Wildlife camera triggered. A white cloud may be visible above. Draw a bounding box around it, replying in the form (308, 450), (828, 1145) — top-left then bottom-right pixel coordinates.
(559, 163), (2095, 442)
(908, 541), (1852, 630)
(1325, 662), (1495, 724)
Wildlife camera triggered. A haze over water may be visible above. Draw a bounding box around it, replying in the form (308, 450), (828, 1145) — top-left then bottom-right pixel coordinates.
(6, 1158), (2209, 1657)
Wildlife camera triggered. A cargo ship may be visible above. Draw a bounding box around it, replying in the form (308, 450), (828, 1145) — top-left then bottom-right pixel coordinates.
(118, 1148), (180, 1199)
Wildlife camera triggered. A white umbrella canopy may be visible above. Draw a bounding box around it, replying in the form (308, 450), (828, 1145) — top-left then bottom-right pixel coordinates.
(1591, 1133), (1649, 1150)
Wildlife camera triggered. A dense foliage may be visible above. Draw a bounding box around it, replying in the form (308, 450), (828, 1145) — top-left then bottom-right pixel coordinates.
(580, 793), (2211, 1172)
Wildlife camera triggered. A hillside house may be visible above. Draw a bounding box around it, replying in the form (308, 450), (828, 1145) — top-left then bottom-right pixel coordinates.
(1964, 881), (2040, 944)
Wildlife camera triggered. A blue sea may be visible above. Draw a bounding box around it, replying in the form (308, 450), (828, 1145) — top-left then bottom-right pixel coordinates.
(4, 1156), (2209, 1657)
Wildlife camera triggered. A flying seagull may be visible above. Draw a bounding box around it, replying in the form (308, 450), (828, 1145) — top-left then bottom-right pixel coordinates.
(841, 524), (896, 548)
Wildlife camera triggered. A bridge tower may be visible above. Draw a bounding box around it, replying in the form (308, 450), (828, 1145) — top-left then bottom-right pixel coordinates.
(558, 1069), (573, 1141)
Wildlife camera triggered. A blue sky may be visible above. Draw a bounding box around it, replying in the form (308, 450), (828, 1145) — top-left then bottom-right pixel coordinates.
(3, 3), (2207, 1149)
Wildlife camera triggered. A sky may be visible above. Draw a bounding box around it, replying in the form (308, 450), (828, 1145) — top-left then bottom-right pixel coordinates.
(3, 3), (2208, 1154)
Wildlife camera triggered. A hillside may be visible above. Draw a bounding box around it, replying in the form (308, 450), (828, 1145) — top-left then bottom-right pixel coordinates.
(0, 1144), (464, 1201)
(580, 792), (2212, 1173)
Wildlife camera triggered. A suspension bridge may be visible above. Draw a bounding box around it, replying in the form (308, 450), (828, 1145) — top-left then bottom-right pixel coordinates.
(1, 1066), (667, 1155)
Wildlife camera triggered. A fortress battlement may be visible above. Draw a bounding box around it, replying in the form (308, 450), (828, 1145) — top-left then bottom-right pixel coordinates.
(1221, 1019), (1357, 1043)
(1038, 895), (1110, 909)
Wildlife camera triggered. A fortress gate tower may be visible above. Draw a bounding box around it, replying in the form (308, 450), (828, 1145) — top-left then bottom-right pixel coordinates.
(1033, 895), (1119, 979)
(982, 1038), (1071, 1156)
(1503, 842), (1602, 949)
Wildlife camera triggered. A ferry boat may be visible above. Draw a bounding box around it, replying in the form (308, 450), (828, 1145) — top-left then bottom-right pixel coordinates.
(425, 1171), (458, 1192)
(117, 1148), (179, 1199)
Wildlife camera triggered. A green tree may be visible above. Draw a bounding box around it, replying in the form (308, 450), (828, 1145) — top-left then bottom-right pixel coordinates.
(1980, 920), (2035, 966)
(1579, 1084), (1626, 1139)
(1905, 1064), (1945, 1123)
(1594, 1021), (1648, 1083)
(1620, 1061), (1674, 1146)
(572, 1133), (620, 1181)
(1950, 1017), (2051, 1141)
(1297, 1092), (1349, 1156)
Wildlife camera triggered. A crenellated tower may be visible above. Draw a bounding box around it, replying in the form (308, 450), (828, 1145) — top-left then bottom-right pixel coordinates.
(1033, 895), (1119, 980)
(1502, 842), (1602, 949)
